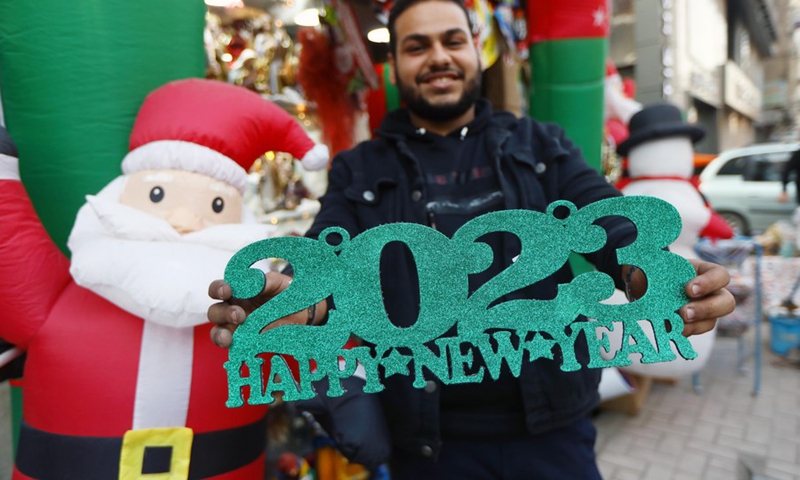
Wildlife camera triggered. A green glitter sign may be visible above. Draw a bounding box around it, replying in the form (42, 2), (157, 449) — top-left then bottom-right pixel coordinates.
(224, 196), (697, 407)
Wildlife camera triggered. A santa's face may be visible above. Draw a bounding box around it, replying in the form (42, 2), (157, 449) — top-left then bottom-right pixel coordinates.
(69, 173), (275, 328)
(118, 169), (243, 234)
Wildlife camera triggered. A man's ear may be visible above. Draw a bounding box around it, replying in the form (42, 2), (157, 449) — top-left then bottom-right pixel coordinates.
(387, 53), (397, 86)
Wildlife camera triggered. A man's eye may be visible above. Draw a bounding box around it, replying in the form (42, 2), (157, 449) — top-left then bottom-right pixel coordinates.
(149, 186), (164, 203)
(212, 197), (225, 213)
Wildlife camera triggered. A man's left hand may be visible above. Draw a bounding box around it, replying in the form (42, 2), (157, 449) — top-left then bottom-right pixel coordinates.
(679, 259), (734, 336)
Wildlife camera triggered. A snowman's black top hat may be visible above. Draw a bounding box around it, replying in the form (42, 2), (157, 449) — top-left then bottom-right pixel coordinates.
(617, 102), (705, 157)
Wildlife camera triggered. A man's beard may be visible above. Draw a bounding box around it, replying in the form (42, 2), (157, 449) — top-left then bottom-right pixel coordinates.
(68, 176), (277, 328)
(397, 69), (482, 122)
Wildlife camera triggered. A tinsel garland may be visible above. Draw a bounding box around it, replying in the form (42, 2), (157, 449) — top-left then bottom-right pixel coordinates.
(297, 27), (357, 157)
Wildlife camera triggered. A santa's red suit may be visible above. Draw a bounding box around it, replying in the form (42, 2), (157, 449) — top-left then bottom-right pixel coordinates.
(0, 159), (272, 480)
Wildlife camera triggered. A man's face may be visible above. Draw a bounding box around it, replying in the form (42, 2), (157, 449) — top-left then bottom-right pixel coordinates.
(119, 169), (243, 234)
(391, 0), (481, 121)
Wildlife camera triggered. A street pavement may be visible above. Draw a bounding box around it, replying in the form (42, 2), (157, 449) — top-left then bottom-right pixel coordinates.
(596, 322), (800, 480)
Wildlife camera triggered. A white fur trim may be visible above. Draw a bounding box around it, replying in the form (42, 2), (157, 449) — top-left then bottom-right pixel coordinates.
(300, 143), (329, 171)
(0, 153), (19, 181)
(132, 322), (194, 429)
(122, 140), (249, 193)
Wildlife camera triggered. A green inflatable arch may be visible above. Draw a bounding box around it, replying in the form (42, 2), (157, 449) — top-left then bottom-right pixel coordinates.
(0, 0), (207, 455)
(0, 0), (206, 253)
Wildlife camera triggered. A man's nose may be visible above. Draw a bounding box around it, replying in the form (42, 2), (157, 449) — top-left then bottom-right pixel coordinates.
(428, 42), (451, 66)
(165, 207), (205, 234)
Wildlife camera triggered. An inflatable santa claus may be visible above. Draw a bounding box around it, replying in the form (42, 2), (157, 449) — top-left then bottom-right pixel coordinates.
(604, 60), (642, 149)
(0, 79), (328, 479)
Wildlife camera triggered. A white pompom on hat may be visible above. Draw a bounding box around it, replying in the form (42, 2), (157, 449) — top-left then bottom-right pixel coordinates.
(121, 78), (329, 193)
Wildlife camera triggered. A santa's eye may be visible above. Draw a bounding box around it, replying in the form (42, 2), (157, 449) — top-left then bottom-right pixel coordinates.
(149, 186), (164, 203)
(212, 197), (225, 213)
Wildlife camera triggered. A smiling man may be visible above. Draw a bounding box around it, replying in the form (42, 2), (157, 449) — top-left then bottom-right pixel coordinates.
(388, 0), (481, 129)
(208, 0), (735, 478)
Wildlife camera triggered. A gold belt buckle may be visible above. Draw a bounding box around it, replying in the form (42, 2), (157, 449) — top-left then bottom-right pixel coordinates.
(119, 427), (193, 480)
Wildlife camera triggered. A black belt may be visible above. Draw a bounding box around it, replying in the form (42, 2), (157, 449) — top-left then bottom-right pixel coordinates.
(16, 418), (267, 480)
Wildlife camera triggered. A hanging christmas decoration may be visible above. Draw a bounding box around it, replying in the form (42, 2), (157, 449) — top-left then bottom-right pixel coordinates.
(205, 6), (297, 96)
(297, 1), (377, 157)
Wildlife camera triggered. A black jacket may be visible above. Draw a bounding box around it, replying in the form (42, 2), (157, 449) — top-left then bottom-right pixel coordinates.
(306, 102), (636, 459)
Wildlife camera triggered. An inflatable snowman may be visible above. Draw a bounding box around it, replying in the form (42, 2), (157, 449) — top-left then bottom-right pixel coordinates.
(618, 103), (732, 257)
(600, 102), (732, 379)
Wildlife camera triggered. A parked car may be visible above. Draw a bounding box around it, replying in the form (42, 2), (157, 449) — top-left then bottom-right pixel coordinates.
(698, 142), (800, 235)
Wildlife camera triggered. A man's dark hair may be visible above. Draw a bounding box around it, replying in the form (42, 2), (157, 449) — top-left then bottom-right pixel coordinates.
(387, 0), (474, 55)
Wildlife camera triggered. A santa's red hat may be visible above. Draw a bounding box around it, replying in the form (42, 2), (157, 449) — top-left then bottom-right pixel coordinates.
(121, 78), (328, 193)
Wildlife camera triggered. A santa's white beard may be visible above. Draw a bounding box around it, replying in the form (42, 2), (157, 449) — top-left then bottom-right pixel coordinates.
(68, 176), (277, 328)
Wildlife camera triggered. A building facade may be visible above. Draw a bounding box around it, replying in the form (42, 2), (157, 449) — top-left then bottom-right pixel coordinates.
(610, 0), (787, 153)
(759, 0), (800, 142)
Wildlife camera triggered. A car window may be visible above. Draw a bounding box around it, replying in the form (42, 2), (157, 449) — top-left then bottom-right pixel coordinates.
(716, 156), (747, 175)
(744, 152), (791, 182)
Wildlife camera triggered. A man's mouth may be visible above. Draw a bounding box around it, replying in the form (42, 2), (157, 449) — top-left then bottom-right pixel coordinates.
(418, 71), (464, 86)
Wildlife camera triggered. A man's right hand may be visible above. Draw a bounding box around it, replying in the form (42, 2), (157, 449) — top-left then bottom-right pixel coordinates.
(778, 191), (789, 203)
(207, 271), (295, 348)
